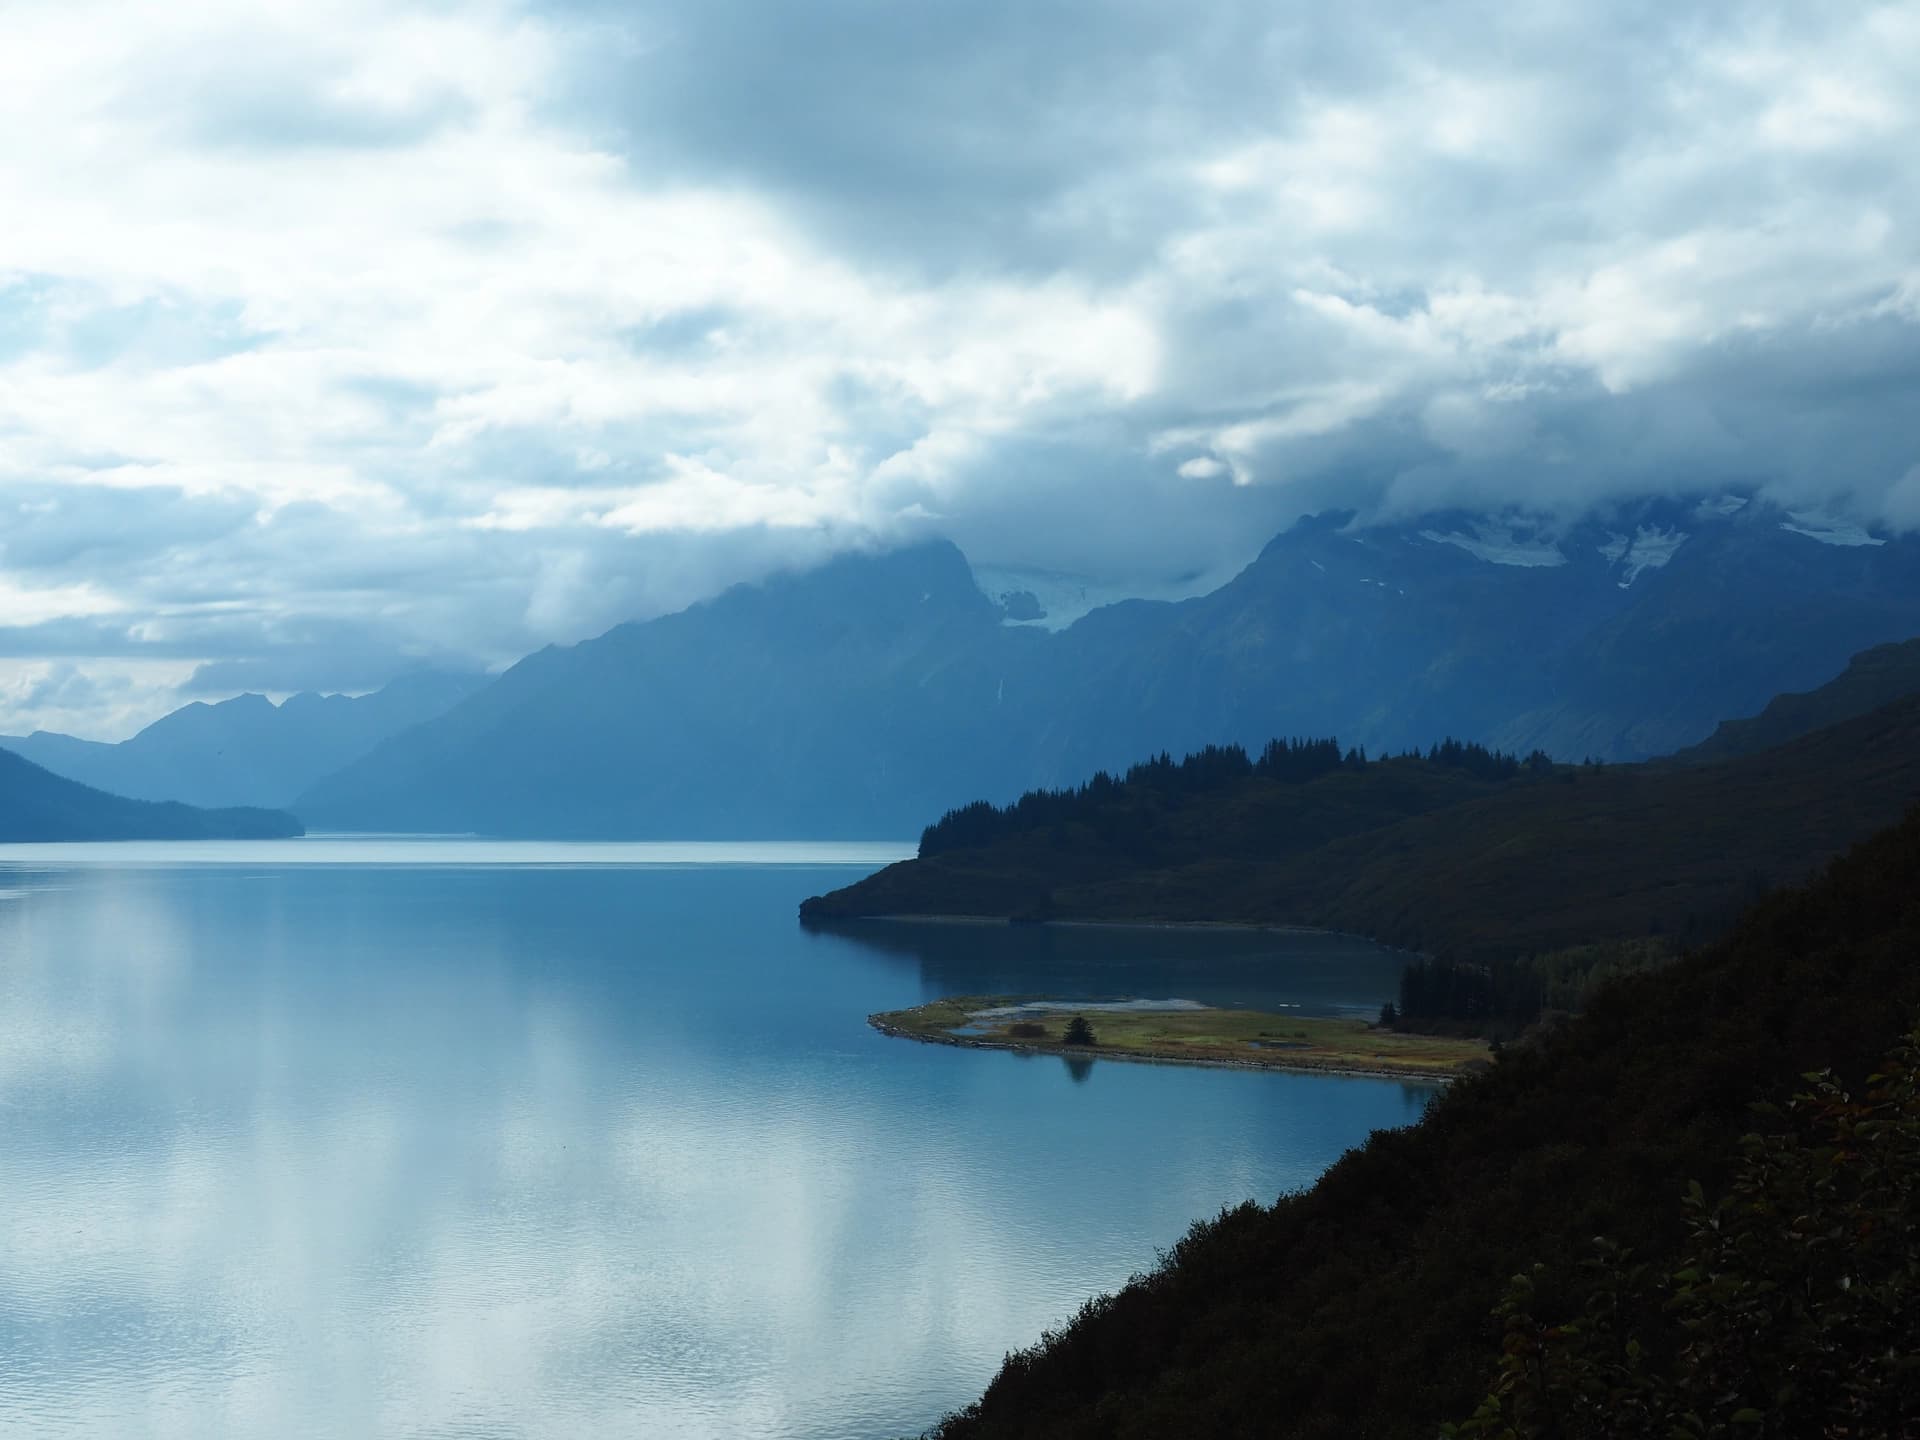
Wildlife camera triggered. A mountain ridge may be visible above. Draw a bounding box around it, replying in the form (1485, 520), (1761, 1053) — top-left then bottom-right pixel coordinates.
(2, 669), (486, 811)
(0, 746), (302, 841)
(292, 497), (1920, 838)
(1672, 635), (1920, 764)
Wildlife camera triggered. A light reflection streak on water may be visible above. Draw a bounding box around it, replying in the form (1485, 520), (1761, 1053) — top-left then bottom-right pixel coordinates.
(0, 845), (1433, 1438)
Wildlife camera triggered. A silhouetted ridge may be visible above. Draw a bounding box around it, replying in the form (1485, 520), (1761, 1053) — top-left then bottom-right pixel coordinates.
(1, 668), (484, 810)
(1674, 634), (1920, 764)
(0, 747), (301, 841)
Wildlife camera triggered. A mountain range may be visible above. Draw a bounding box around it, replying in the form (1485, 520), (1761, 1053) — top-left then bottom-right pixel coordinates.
(7, 495), (1916, 838)
(295, 494), (1920, 837)
(1, 670), (484, 812)
(0, 746), (300, 842)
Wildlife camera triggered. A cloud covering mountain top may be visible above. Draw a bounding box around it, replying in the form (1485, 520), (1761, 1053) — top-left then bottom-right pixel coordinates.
(2, 0), (1917, 734)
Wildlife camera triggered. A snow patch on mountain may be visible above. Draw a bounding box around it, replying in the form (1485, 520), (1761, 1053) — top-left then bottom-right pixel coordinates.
(1419, 523), (1567, 568)
(1780, 511), (1886, 548)
(973, 566), (1220, 629)
(1694, 494), (1751, 520)
(1599, 525), (1689, 588)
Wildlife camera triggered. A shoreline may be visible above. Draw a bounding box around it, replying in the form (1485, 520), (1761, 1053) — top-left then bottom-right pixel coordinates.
(852, 911), (1332, 934)
(867, 1012), (1465, 1084)
(820, 910), (1431, 958)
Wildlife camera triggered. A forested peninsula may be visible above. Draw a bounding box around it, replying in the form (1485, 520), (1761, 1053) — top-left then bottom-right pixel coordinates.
(803, 695), (1920, 960)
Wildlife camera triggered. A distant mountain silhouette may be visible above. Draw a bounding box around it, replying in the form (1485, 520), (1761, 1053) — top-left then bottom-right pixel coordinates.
(293, 499), (1920, 838)
(2, 670), (485, 810)
(0, 747), (300, 841)
(297, 543), (1028, 837)
(1673, 636), (1920, 764)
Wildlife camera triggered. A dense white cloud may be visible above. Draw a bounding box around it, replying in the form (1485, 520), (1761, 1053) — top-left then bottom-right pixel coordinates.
(0, 0), (1916, 734)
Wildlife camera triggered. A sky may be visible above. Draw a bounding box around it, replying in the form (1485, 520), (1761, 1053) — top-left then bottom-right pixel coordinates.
(1, 0), (1917, 738)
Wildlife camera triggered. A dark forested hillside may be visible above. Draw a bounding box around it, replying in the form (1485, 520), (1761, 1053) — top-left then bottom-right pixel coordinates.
(924, 801), (1920, 1440)
(0, 747), (302, 841)
(804, 694), (1920, 956)
(915, 737), (1544, 858)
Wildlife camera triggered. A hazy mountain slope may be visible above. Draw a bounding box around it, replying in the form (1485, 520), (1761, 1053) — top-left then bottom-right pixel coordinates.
(296, 543), (1045, 837)
(0, 748), (301, 841)
(1672, 635), (1920, 764)
(291, 500), (1920, 839)
(923, 800), (1920, 1440)
(1025, 511), (1622, 779)
(1, 670), (485, 809)
(805, 694), (1920, 957)
(1486, 515), (1920, 760)
(1034, 499), (1920, 772)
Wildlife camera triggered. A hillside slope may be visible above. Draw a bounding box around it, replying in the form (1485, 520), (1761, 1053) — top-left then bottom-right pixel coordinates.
(0, 748), (302, 841)
(805, 695), (1920, 957)
(1673, 635), (1920, 763)
(295, 543), (1036, 838)
(924, 801), (1920, 1440)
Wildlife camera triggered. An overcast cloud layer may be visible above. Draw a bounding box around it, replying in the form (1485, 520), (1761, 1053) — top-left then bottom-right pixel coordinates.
(2, 0), (1917, 736)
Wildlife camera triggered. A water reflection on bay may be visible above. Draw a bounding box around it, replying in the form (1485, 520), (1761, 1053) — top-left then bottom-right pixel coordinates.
(801, 913), (1410, 1015)
(0, 847), (1431, 1439)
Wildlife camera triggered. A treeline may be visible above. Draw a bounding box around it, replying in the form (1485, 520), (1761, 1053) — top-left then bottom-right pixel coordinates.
(1386, 940), (1679, 1040)
(920, 735), (1553, 857)
(1387, 956), (1548, 1037)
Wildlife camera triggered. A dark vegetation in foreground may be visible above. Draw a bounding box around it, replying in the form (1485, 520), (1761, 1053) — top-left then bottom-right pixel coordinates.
(0, 746), (303, 842)
(925, 802), (1920, 1440)
(1448, 1031), (1920, 1439)
(804, 692), (1920, 961)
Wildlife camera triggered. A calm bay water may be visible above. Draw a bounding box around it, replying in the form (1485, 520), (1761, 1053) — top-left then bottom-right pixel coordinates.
(0, 840), (1429, 1439)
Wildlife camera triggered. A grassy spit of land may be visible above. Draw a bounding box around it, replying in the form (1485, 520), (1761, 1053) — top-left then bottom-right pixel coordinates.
(869, 995), (1489, 1080)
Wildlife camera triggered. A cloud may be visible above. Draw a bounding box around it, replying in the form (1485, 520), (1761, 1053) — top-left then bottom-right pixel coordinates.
(0, 659), (200, 739)
(0, 0), (1916, 731)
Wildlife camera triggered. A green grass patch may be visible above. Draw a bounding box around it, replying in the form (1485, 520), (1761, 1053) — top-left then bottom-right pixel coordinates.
(870, 995), (1488, 1079)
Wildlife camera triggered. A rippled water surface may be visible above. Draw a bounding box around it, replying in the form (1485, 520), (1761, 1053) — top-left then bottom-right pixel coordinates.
(0, 840), (1431, 1438)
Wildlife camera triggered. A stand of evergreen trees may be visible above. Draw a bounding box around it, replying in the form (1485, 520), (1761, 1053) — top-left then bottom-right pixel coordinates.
(1394, 956), (1548, 1035)
(1392, 941), (1680, 1040)
(918, 735), (1552, 857)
